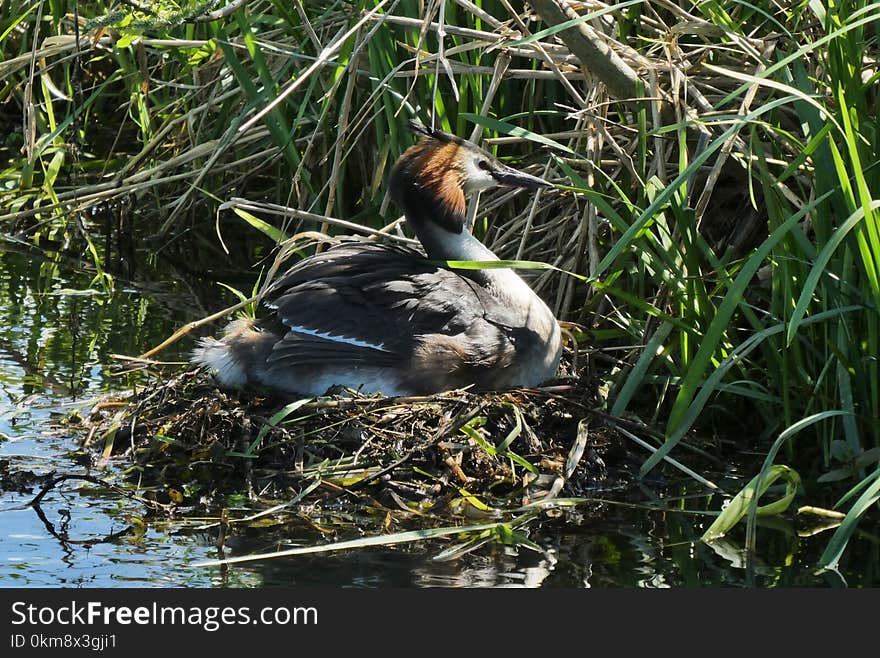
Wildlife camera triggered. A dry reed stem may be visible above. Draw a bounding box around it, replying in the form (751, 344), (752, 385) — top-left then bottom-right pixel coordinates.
(137, 295), (258, 361)
(323, 28), (364, 227)
(694, 40), (777, 222)
(464, 51), (511, 231)
(528, 0), (651, 106)
(221, 198), (418, 244)
(499, 0), (589, 109)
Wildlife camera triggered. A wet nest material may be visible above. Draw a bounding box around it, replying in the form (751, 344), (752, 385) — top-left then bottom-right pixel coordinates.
(82, 366), (640, 523)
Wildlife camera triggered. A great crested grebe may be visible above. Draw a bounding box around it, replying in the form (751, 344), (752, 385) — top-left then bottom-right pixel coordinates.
(192, 122), (562, 396)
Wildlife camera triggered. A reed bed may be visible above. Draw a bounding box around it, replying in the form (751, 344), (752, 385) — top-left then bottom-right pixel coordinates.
(2, 0), (878, 571)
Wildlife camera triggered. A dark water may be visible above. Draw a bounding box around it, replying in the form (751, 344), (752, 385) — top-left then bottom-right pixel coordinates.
(0, 246), (876, 588)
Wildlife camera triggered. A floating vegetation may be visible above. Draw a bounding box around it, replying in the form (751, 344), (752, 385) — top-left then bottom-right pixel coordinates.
(74, 356), (648, 558)
(65, 344), (680, 559)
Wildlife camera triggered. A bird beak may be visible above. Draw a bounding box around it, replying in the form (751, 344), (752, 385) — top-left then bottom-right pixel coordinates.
(492, 163), (552, 189)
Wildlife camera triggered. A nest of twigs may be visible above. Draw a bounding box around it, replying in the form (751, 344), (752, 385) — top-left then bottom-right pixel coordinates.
(82, 362), (639, 520)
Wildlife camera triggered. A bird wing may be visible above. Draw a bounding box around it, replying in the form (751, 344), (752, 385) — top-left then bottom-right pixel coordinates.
(262, 241), (518, 371)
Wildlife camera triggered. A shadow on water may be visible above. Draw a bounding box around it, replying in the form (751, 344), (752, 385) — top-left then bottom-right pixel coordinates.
(0, 242), (877, 588)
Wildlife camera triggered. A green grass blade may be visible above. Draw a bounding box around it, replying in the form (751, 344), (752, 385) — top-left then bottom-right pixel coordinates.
(192, 518), (535, 568)
(650, 192), (834, 473)
(611, 321), (675, 417)
(642, 303), (860, 476)
(744, 411), (852, 551)
(787, 201), (880, 345)
(437, 259), (588, 281)
(234, 397), (315, 458)
(817, 466), (880, 574)
(701, 464), (801, 543)
(232, 206), (289, 243)
(593, 96), (816, 282)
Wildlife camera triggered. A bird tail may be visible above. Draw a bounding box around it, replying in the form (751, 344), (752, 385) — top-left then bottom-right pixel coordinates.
(191, 318), (257, 387)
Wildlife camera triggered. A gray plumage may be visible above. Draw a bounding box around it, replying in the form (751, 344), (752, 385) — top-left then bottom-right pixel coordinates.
(192, 123), (562, 397)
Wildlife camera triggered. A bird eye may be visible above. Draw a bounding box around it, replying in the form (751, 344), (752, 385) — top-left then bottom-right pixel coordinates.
(477, 159), (491, 171)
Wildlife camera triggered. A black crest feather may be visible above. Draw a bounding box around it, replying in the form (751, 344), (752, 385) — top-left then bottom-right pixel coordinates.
(407, 120), (467, 146)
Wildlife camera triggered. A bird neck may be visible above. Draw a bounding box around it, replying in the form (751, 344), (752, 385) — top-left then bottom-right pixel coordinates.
(411, 214), (497, 263)
(407, 207), (540, 309)
(389, 161), (538, 305)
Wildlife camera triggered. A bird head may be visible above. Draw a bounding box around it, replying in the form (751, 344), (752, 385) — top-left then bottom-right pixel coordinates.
(389, 121), (551, 234)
